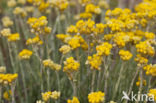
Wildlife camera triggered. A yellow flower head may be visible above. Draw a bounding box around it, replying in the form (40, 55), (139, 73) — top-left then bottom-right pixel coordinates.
(18, 49), (33, 60)
(148, 89), (156, 101)
(85, 3), (101, 14)
(7, 0), (17, 7)
(0, 73), (18, 85)
(136, 41), (155, 57)
(96, 42), (112, 56)
(80, 12), (92, 19)
(0, 66), (6, 73)
(0, 28), (11, 37)
(88, 91), (105, 103)
(87, 54), (102, 70)
(51, 0), (69, 11)
(7, 33), (20, 42)
(63, 57), (80, 73)
(135, 54), (148, 66)
(42, 91), (52, 102)
(76, 19), (95, 35)
(59, 45), (71, 54)
(68, 36), (81, 49)
(51, 91), (61, 100)
(26, 36), (43, 45)
(27, 16), (49, 35)
(67, 97), (80, 103)
(145, 64), (156, 76)
(43, 59), (61, 71)
(1, 17), (13, 27)
(67, 25), (78, 34)
(13, 7), (27, 17)
(56, 34), (71, 43)
(119, 50), (132, 61)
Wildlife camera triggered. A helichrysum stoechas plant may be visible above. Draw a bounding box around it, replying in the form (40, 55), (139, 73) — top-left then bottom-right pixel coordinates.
(0, 0), (156, 102)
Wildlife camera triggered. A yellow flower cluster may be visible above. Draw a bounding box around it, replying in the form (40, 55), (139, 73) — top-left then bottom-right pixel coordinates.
(25, 6), (35, 13)
(135, 54), (148, 66)
(68, 36), (81, 49)
(0, 73), (18, 85)
(13, 7), (27, 17)
(94, 23), (106, 35)
(59, 45), (71, 54)
(85, 3), (101, 14)
(51, 0), (69, 11)
(96, 42), (112, 56)
(103, 34), (113, 41)
(148, 89), (156, 101)
(143, 64), (156, 76)
(119, 50), (132, 61)
(68, 35), (88, 50)
(0, 28), (11, 37)
(51, 91), (61, 100)
(67, 97), (80, 103)
(136, 41), (155, 57)
(7, 0), (17, 7)
(98, 0), (109, 9)
(88, 91), (105, 103)
(113, 32), (127, 48)
(63, 57), (80, 73)
(145, 32), (155, 40)
(66, 19), (106, 38)
(0, 66), (6, 73)
(56, 34), (71, 43)
(27, 16), (51, 35)
(43, 59), (61, 71)
(26, 35), (43, 45)
(1, 17), (13, 27)
(76, 19), (95, 35)
(135, 0), (156, 20)
(87, 54), (102, 70)
(106, 19), (125, 32)
(38, 1), (50, 12)
(42, 91), (60, 102)
(27, 0), (50, 12)
(18, 49), (33, 60)
(67, 25), (78, 34)
(8, 33), (20, 42)
(42, 91), (52, 102)
(79, 12), (92, 19)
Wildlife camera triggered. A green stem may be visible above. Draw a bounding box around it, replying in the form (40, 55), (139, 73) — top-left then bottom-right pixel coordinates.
(112, 62), (125, 100)
(56, 71), (60, 103)
(0, 85), (2, 103)
(19, 62), (28, 103)
(136, 69), (143, 103)
(47, 69), (50, 91)
(11, 84), (15, 103)
(91, 70), (96, 92)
